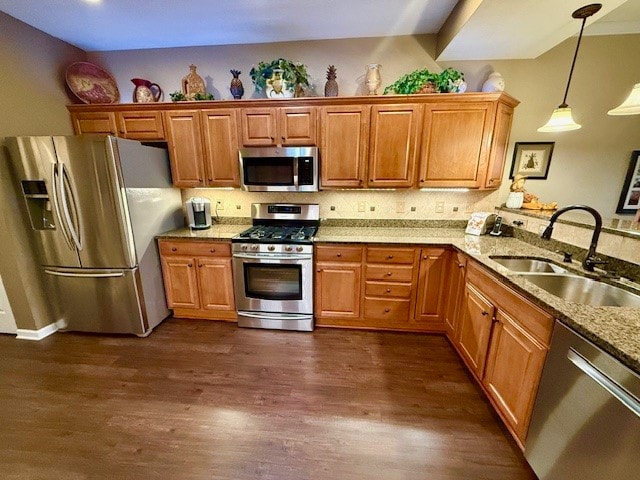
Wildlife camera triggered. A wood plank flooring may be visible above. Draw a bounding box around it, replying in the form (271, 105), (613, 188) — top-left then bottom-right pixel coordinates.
(0, 319), (537, 480)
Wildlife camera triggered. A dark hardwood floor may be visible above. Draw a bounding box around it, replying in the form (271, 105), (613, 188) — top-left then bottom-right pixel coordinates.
(0, 319), (537, 480)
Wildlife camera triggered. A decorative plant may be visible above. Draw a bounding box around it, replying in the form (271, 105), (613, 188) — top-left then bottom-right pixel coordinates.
(169, 91), (214, 102)
(383, 67), (465, 95)
(249, 58), (311, 94)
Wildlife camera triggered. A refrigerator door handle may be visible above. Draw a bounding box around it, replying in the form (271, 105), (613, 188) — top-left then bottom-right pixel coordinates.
(44, 269), (125, 278)
(51, 162), (74, 250)
(59, 162), (83, 251)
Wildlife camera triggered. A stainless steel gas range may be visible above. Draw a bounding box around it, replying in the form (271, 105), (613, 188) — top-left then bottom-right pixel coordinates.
(231, 203), (319, 332)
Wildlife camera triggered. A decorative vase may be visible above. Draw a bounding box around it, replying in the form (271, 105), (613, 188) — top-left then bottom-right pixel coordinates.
(131, 78), (162, 103)
(482, 72), (505, 92)
(365, 63), (381, 95)
(181, 64), (205, 100)
(229, 69), (244, 100)
(506, 191), (524, 209)
(265, 68), (293, 98)
(324, 65), (338, 97)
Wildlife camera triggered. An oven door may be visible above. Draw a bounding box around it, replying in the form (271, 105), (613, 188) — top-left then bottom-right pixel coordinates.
(233, 252), (313, 314)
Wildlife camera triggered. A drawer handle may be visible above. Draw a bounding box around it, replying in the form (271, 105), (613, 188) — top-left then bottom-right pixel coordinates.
(336, 253), (342, 257)
(386, 288), (391, 293)
(481, 311), (489, 316)
(198, 263), (203, 268)
(387, 255), (393, 259)
(384, 308), (390, 313)
(188, 263), (193, 268)
(210, 248), (216, 253)
(458, 264), (465, 269)
(171, 247), (177, 252)
(386, 272), (392, 276)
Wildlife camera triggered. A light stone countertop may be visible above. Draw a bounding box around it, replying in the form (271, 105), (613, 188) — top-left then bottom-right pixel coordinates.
(158, 224), (640, 374)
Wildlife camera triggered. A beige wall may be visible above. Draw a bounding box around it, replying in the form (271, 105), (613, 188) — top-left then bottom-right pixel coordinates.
(0, 12), (86, 330)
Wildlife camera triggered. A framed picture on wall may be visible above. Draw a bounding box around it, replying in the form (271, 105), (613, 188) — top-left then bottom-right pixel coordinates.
(616, 150), (640, 214)
(509, 142), (555, 179)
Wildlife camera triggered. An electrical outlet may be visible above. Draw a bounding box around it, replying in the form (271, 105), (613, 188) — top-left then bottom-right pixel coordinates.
(357, 201), (365, 213)
(452, 206), (459, 212)
(410, 206), (416, 212)
(396, 201), (405, 213)
(435, 201), (444, 213)
(236, 204), (242, 210)
(216, 200), (224, 210)
(370, 206), (376, 212)
(330, 206), (336, 211)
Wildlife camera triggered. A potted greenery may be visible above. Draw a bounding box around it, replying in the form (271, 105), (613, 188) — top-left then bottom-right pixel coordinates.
(249, 58), (311, 97)
(383, 67), (465, 95)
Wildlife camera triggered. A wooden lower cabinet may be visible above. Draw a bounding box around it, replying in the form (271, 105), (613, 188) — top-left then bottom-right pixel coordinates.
(451, 259), (554, 449)
(413, 247), (449, 330)
(158, 239), (236, 321)
(444, 251), (466, 339)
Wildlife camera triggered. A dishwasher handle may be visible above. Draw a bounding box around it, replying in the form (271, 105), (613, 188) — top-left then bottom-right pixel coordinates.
(568, 347), (640, 418)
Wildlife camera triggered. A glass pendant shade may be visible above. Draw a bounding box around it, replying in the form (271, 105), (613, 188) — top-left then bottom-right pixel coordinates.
(537, 106), (581, 132)
(608, 83), (640, 115)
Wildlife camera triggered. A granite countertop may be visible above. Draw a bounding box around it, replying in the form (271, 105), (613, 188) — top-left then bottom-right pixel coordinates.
(158, 223), (640, 374)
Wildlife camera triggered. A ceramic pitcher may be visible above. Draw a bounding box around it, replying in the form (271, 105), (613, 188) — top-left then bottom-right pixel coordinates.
(131, 78), (162, 103)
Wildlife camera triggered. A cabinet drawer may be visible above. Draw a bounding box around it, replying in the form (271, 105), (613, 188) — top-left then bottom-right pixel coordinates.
(117, 111), (165, 140)
(158, 240), (231, 258)
(316, 244), (363, 262)
(364, 298), (411, 320)
(365, 281), (412, 298)
(366, 264), (414, 282)
(367, 247), (416, 264)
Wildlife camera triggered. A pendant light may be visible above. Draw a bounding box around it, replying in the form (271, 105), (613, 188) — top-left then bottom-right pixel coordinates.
(608, 83), (640, 115)
(538, 4), (602, 133)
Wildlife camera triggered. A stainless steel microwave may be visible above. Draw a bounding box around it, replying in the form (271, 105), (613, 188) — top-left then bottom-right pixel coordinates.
(238, 146), (318, 192)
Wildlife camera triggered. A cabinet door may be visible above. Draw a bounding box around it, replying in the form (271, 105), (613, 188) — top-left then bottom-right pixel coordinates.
(414, 248), (449, 329)
(160, 256), (200, 309)
(483, 102), (514, 189)
(320, 106), (369, 188)
(197, 257), (236, 312)
(279, 106), (317, 145)
(368, 104), (421, 188)
(116, 110), (165, 140)
(240, 108), (277, 146)
(201, 109), (240, 187)
(419, 102), (495, 188)
(71, 111), (117, 135)
(458, 282), (495, 377)
(483, 309), (547, 443)
(444, 252), (467, 340)
(315, 262), (362, 320)
(164, 110), (205, 187)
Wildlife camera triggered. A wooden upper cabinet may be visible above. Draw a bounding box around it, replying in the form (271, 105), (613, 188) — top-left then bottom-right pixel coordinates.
(116, 110), (165, 140)
(320, 105), (370, 188)
(200, 109), (240, 187)
(240, 106), (317, 146)
(368, 104), (421, 188)
(163, 110), (205, 187)
(419, 102), (496, 188)
(484, 102), (515, 189)
(71, 111), (117, 135)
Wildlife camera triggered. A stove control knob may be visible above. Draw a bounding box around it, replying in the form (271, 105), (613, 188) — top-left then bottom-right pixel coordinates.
(251, 244), (259, 251)
(296, 246), (304, 252)
(285, 246), (293, 252)
(268, 245), (276, 252)
(241, 245), (248, 251)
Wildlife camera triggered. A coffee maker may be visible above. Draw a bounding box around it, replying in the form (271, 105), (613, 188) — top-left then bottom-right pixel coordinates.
(185, 197), (211, 230)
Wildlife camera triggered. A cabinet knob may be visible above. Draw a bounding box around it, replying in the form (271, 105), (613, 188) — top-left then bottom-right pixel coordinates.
(420, 179), (425, 183)
(384, 308), (390, 313)
(458, 263), (465, 269)
(336, 253), (342, 257)
(386, 288), (391, 293)
(359, 179), (363, 184)
(210, 248), (216, 253)
(387, 255), (393, 259)
(188, 263), (193, 268)
(386, 272), (392, 276)
(317, 269), (322, 273)
(492, 316), (499, 323)
(423, 255), (428, 260)
(171, 247), (177, 252)
(481, 311), (488, 316)
(281, 136), (285, 141)
(198, 263), (203, 268)
(208, 178), (213, 182)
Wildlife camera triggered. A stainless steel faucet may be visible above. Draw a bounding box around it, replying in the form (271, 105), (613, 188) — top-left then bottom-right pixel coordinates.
(540, 204), (605, 272)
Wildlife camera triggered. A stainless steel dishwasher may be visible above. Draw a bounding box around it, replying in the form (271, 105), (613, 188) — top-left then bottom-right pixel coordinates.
(525, 321), (640, 480)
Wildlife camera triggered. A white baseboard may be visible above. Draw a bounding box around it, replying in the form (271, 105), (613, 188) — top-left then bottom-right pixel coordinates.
(16, 322), (59, 341)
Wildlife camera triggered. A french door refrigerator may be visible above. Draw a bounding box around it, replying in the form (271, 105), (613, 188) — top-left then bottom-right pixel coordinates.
(3, 135), (182, 335)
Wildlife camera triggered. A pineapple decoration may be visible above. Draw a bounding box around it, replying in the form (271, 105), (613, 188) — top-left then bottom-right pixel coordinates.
(324, 65), (338, 97)
(229, 69), (244, 100)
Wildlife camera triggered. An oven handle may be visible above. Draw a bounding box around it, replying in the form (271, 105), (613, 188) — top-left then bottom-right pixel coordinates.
(238, 311), (313, 320)
(233, 253), (313, 261)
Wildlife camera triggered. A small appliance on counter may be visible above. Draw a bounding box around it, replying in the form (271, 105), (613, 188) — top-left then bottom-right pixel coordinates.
(465, 212), (498, 235)
(185, 197), (211, 230)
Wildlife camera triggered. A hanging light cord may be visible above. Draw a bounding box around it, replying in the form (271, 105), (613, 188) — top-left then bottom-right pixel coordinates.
(560, 4), (602, 108)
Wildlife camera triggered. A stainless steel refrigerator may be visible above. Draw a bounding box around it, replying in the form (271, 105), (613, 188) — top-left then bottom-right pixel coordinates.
(2, 135), (183, 336)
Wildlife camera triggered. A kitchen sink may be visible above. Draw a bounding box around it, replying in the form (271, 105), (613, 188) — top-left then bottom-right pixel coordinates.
(518, 273), (640, 307)
(489, 256), (568, 274)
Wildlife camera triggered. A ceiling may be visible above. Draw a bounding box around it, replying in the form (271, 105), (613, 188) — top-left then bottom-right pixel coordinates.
(0, 0), (639, 60)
